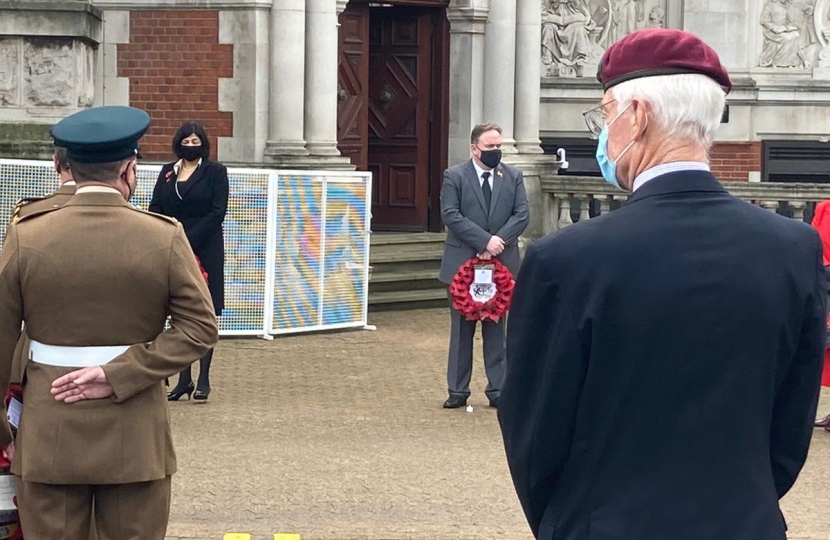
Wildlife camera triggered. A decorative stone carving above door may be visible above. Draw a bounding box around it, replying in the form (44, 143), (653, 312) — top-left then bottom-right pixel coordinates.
(541, 0), (666, 79)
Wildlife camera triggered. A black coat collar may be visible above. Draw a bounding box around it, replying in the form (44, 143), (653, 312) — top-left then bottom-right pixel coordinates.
(625, 170), (727, 206)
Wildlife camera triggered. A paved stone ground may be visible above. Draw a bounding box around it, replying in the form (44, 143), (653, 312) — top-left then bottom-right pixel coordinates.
(164, 308), (830, 540)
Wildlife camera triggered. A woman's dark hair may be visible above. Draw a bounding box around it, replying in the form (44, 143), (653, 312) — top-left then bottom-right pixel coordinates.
(172, 121), (210, 160)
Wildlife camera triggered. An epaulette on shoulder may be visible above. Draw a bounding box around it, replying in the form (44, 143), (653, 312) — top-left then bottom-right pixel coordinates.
(13, 204), (62, 225)
(11, 196), (50, 224)
(130, 205), (178, 225)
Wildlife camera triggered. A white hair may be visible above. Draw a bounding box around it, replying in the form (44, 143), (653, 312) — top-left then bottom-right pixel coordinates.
(611, 73), (726, 149)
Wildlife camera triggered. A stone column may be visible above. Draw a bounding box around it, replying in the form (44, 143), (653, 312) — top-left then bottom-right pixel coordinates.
(264, 0), (308, 160)
(513, 0), (542, 154)
(303, 0), (348, 161)
(482, 0), (517, 153)
(447, 0), (489, 167)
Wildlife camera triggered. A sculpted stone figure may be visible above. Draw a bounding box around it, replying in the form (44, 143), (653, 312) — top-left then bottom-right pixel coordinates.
(0, 39), (19, 106)
(788, 0), (816, 49)
(610, 0), (640, 43)
(647, 6), (665, 28)
(759, 0), (803, 67)
(541, 0), (597, 77)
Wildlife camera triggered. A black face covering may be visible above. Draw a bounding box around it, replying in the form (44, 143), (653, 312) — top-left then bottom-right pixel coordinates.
(122, 163), (137, 202)
(178, 145), (203, 162)
(479, 148), (502, 169)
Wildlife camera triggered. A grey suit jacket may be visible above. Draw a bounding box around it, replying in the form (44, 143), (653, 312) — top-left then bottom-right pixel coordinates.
(438, 160), (529, 284)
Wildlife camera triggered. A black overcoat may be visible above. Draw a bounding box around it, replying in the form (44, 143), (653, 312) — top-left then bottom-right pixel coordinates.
(499, 170), (826, 540)
(149, 160), (228, 315)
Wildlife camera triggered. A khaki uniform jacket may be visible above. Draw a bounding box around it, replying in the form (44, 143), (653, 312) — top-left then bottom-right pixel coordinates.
(0, 189), (218, 484)
(9, 182), (77, 385)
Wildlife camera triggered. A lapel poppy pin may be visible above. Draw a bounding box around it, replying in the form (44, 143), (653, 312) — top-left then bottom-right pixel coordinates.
(165, 170), (173, 182)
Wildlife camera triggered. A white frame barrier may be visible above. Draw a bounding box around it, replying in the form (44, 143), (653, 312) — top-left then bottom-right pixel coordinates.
(0, 159), (374, 338)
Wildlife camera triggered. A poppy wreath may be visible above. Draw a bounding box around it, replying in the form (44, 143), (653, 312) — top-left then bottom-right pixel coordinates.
(449, 257), (515, 322)
(195, 256), (209, 284)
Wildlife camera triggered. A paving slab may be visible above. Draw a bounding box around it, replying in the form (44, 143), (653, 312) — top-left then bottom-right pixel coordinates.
(164, 308), (830, 539)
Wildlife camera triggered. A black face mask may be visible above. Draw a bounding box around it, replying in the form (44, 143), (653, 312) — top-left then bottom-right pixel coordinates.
(121, 163), (137, 202)
(178, 145), (203, 162)
(478, 148), (502, 169)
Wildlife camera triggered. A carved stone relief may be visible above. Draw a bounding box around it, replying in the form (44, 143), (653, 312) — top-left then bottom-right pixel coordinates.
(757, 0), (820, 68)
(0, 37), (95, 110)
(24, 39), (75, 107)
(76, 41), (94, 108)
(0, 39), (21, 107)
(541, 0), (665, 78)
(814, 0), (830, 68)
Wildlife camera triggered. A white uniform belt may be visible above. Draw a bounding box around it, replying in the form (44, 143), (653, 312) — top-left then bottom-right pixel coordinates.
(29, 340), (131, 368)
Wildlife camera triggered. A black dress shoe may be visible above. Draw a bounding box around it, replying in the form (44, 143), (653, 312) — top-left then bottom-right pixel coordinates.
(489, 397), (500, 408)
(815, 414), (830, 428)
(443, 395), (468, 409)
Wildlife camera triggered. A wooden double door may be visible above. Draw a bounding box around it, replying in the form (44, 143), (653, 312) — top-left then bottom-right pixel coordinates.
(337, 1), (449, 232)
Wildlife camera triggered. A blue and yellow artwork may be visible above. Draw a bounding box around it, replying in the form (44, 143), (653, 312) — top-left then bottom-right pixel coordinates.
(272, 174), (369, 332)
(0, 160), (370, 337)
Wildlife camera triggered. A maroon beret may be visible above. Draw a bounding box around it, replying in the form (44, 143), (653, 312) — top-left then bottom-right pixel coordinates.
(597, 29), (731, 94)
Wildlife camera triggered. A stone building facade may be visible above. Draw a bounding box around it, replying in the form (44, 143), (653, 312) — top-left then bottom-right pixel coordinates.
(2, 1), (830, 235)
(542, 0), (830, 185)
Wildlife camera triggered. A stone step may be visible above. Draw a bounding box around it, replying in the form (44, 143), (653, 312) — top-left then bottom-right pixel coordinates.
(369, 269), (443, 294)
(368, 233), (445, 309)
(370, 232), (446, 245)
(370, 268), (439, 283)
(370, 248), (444, 264)
(368, 288), (448, 311)
(370, 234), (446, 257)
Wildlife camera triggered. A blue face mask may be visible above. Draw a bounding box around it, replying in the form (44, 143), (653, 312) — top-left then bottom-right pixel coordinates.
(596, 126), (620, 188)
(595, 104), (636, 190)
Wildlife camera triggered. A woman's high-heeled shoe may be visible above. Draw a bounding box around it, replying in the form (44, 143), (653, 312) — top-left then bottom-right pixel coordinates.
(193, 386), (210, 403)
(167, 382), (195, 401)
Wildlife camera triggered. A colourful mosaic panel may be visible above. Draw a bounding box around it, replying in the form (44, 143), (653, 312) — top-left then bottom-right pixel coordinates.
(272, 174), (369, 333)
(134, 166), (270, 335)
(0, 160), (371, 337)
(321, 179), (368, 326)
(0, 160), (62, 244)
(272, 175), (323, 331)
(0, 160), (269, 336)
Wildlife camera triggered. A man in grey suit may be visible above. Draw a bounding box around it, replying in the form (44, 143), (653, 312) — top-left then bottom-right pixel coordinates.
(439, 123), (529, 409)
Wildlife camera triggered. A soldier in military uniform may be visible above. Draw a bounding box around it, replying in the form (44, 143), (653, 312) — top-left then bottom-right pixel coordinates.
(0, 106), (218, 540)
(10, 143), (76, 225)
(8, 143), (77, 389)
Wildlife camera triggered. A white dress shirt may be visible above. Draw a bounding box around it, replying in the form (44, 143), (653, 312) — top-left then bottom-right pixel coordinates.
(173, 157), (203, 175)
(472, 161), (495, 190)
(632, 161), (711, 192)
(75, 185), (121, 195)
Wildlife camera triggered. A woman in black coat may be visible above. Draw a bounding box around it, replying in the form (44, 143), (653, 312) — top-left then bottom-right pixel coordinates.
(150, 121), (228, 402)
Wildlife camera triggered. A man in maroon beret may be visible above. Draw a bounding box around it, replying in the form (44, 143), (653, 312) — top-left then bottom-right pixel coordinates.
(500, 28), (825, 540)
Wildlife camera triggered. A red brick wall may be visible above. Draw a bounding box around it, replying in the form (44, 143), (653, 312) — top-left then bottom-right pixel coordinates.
(117, 11), (234, 162)
(709, 142), (761, 182)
